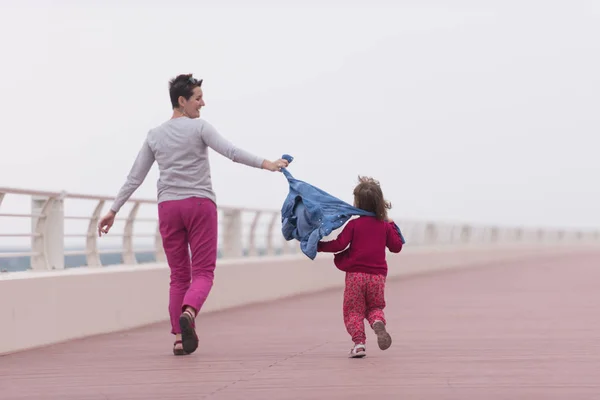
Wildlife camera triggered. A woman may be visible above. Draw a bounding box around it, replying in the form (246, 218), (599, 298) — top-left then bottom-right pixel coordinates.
(97, 73), (289, 356)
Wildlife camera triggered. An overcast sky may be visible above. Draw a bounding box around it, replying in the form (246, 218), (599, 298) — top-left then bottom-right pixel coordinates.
(1, 0), (599, 244)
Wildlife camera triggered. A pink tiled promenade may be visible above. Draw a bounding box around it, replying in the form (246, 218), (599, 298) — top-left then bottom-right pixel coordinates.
(2, 250), (600, 399)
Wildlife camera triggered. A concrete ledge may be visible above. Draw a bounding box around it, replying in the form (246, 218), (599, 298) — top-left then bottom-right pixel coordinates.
(1, 243), (597, 355)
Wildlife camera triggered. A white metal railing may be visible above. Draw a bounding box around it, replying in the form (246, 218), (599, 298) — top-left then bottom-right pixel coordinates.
(0, 187), (297, 271)
(1, 186), (599, 272)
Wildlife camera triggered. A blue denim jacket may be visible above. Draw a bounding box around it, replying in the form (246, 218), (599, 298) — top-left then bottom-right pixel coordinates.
(280, 155), (405, 260)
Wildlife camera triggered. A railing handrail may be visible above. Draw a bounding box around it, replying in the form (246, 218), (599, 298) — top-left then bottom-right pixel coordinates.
(0, 186), (278, 213)
(0, 186), (295, 270)
(2, 185), (598, 233)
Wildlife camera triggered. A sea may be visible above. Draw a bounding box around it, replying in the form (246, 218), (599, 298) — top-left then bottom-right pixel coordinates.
(0, 247), (280, 273)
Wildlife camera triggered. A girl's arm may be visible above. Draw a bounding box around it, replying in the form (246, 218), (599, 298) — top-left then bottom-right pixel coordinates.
(318, 220), (355, 253)
(386, 221), (404, 253)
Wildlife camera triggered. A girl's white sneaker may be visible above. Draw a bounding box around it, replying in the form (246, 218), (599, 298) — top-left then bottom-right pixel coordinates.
(349, 343), (366, 358)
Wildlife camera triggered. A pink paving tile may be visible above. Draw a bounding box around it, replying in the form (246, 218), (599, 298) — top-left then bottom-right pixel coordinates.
(1, 250), (600, 399)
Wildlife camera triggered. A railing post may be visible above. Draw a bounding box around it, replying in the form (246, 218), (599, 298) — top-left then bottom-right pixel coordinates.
(448, 225), (457, 244)
(490, 227), (499, 243)
(410, 223), (422, 245)
(536, 229), (544, 242)
(31, 194), (65, 270)
(460, 225), (471, 244)
(424, 223), (437, 244)
(85, 200), (104, 267)
(248, 211), (261, 257)
(266, 211), (278, 256)
(222, 208), (242, 258)
(122, 202), (140, 265)
(515, 228), (523, 242)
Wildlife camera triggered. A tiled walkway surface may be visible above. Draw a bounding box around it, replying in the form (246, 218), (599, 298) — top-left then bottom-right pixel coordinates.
(2, 250), (600, 399)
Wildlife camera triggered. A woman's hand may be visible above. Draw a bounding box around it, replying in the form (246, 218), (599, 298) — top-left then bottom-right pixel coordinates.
(262, 158), (289, 172)
(98, 210), (116, 237)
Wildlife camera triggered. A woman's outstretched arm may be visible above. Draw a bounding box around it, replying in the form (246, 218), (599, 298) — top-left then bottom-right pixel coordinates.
(199, 120), (287, 171)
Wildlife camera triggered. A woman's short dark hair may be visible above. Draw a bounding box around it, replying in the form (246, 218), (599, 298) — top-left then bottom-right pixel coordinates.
(168, 74), (203, 109)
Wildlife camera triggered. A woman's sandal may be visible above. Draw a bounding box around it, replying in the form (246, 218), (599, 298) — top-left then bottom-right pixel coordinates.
(173, 340), (186, 356)
(179, 309), (199, 354)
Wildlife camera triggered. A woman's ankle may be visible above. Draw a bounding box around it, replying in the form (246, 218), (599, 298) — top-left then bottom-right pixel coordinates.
(183, 306), (196, 318)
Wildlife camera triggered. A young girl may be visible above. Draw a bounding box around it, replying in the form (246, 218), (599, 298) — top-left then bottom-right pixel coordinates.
(317, 176), (404, 358)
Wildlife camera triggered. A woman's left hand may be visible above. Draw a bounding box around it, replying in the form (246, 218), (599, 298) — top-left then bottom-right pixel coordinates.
(98, 210), (116, 237)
